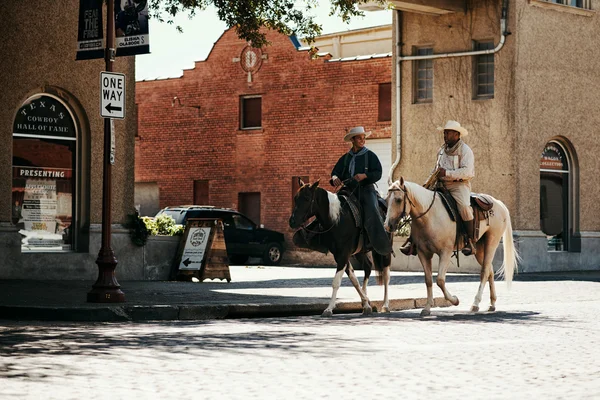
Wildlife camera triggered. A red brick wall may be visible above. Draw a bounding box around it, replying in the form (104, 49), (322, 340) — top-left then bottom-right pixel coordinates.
(136, 28), (391, 245)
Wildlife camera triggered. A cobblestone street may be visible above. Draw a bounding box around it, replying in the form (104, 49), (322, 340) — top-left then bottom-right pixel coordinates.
(1, 278), (600, 400)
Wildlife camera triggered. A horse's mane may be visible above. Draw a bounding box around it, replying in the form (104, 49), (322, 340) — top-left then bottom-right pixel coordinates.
(402, 181), (434, 207)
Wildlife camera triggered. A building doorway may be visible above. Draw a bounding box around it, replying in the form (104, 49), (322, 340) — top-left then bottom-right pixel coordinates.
(238, 192), (261, 226)
(540, 139), (579, 252)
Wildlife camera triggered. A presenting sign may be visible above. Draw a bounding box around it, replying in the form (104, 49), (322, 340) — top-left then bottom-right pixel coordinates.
(76, 0), (104, 60)
(115, 0), (150, 57)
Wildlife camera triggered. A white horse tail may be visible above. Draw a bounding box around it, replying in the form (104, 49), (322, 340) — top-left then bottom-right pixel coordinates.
(496, 199), (521, 288)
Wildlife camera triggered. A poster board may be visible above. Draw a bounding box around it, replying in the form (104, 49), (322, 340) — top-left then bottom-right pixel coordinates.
(172, 218), (231, 282)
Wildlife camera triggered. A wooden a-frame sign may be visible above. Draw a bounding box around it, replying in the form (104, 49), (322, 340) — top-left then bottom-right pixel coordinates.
(172, 218), (231, 282)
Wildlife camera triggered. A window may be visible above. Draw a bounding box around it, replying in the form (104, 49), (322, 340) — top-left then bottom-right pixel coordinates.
(378, 83), (392, 122)
(12, 94), (77, 252)
(550, 0), (589, 8)
(240, 96), (261, 129)
(135, 103), (139, 137)
(193, 179), (209, 205)
(474, 41), (495, 98)
(232, 214), (255, 230)
(292, 176), (309, 210)
(414, 47), (433, 103)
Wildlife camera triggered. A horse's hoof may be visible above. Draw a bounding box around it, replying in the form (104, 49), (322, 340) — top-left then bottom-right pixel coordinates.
(470, 305), (479, 313)
(488, 306), (496, 312)
(420, 309), (431, 317)
(452, 296), (460, 306)
(321, 309), (333, 318)
(381, 306), (390, 313)
(362, 306), (373, 315)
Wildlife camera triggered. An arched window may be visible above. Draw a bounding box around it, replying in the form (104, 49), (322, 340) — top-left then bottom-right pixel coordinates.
(12, 94), (77, 252)
(540, 139), (580, 252)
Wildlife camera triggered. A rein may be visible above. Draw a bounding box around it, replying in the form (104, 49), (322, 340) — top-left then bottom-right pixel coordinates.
(299, 188), (337, 235)
(389, 186), (437, 230)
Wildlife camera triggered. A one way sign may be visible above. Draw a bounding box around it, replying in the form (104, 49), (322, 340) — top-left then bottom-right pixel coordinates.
(100, 71), (125, 119)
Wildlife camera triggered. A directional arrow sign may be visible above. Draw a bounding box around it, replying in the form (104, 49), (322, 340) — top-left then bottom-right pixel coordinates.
(100, 72), (125, 119)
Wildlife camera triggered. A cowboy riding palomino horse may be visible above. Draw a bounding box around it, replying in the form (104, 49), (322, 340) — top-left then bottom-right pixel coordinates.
(289, 179), (392, 317)
(384, 178), (520, 316)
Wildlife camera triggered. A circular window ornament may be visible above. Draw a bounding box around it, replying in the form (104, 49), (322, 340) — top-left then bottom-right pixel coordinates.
(240, 46), (263, 73)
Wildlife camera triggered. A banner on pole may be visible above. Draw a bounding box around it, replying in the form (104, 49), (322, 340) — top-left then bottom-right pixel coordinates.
(115, 0), (150, 57)
(76, 0), (105, 60)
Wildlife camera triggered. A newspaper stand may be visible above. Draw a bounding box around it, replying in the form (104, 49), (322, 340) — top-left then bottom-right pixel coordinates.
(172, 218), (231, 282)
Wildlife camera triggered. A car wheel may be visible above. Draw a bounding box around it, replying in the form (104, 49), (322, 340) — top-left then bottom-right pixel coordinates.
(229, 255), (249, 265)
(263, 243), (282, 265)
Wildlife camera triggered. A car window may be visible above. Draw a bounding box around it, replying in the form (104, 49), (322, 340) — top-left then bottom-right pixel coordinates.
(232, 214), (254, 230)
(156, 209), (186, 225)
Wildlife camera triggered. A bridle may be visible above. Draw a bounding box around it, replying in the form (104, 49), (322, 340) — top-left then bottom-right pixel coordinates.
(387, 185), (437, 231)
(296, 187), (336, 234)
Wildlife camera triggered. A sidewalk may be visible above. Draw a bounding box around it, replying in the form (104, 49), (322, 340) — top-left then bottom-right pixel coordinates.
(1, 266), (598, 322)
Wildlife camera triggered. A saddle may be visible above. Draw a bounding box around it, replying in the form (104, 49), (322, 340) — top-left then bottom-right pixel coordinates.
(337, 188), (388, 255)
(436, 188), (494, 241)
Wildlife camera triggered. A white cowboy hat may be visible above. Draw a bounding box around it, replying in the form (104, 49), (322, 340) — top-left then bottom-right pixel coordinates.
(437, 120), (469, 136)
(344, 126), (372, 142)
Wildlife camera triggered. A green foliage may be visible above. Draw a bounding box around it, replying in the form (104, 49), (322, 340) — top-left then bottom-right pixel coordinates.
(148, 0), (388, 48)
(154, 213), (177, 235)
(126, 211), (150, 246)
(126, 212), (184, 246)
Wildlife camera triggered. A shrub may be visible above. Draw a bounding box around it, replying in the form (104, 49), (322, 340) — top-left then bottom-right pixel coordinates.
(126, 212), (183, 247)
(126, 211), (150, 247)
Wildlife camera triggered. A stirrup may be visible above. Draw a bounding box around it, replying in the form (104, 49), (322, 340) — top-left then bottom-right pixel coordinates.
(461, 240), (476, 256)
(400, 242), (417, 256)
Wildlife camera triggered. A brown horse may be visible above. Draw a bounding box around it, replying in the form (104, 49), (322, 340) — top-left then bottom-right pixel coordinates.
(289, 179), (392, 317)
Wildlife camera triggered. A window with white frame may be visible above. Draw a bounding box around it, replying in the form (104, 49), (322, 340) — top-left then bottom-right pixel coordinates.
(474, 41), (495, 98)
(549, 0), (590, 9)
(413, 47), (433, 103)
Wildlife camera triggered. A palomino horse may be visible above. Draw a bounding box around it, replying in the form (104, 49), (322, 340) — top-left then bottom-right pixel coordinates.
(384, 178), (520, 316)
(289, 179), (392, 317)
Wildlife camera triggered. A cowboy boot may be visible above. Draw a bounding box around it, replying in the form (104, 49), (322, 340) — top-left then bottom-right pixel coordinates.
(462, 219), (477, 256)
(399, 237), (417, 256)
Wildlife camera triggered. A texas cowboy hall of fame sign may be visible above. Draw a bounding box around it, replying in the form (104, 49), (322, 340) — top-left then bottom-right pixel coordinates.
(173, 219), (231, 282)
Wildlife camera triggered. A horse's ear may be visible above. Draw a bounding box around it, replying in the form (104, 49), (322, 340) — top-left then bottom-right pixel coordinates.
(400, 176), (405, 187)
(298, 177), (305, 187)
(310, 180), (320, 189)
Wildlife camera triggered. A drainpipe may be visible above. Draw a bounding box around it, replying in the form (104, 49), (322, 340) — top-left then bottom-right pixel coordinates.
(389, 9), (403, 185)
(389, 0), (510, 182)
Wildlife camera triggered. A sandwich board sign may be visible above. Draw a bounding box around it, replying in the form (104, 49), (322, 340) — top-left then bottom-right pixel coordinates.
(173, 219), (231, 282)
(100, 71), (125, 119)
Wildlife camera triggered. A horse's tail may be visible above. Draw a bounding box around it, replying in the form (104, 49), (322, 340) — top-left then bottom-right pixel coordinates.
(496, 199), (521, 288)
(373, 238), (392, 285)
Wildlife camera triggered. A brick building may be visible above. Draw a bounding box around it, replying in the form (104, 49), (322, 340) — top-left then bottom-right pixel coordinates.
(135, 27), (392, 253)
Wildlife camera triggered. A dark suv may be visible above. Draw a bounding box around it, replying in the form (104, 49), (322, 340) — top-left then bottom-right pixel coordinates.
(155, 206), (286, 265)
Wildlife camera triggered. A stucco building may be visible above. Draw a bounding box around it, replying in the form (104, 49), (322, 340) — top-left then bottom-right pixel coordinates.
(135, 27), (393, 258)
(0, 1), (140, 280)
(374, 0), (600, 272)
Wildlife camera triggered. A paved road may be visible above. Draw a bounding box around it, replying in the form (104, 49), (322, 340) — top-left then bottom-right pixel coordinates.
(1, 278), (599, 399)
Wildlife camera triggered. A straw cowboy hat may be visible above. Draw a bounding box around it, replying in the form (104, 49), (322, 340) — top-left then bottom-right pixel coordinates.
(437, 120), (469, 136)
(344, 126), (372, 142)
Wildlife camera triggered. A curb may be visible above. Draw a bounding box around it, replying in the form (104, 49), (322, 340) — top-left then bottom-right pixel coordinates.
(0, 297), (452, 322)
